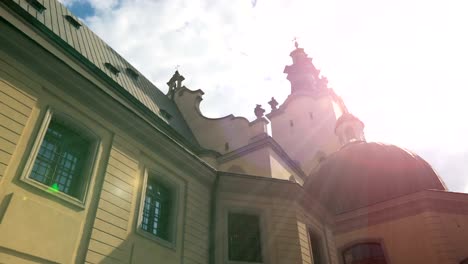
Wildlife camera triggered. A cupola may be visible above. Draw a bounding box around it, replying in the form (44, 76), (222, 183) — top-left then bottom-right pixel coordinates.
(335, 113), (365, 145)
(283, 41), (328, 94)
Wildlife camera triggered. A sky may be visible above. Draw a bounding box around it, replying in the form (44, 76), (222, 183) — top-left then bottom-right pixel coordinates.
(60, 0), (468, 193)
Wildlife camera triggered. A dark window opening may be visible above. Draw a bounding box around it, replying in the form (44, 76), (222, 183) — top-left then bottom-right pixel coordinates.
(309, 112), (314, 120)
(228, 213), (262, 262)
(290, 120), (294, 127)
(64, 15), (81, 29)
(309, 231), (323, 264)
(225, 142), (230, 151)
(26, 0), (46, 13)
(29, 118), (91, 199)
(141, 177), (172, 241)
(126, 68), (139, 80)
(104, 62), (120, 75)
(343, 243), (387, 264)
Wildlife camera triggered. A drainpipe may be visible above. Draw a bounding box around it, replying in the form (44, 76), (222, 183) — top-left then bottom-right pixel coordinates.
(209, 172), (220, 264)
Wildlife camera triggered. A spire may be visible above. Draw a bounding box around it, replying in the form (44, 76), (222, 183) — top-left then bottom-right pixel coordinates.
(283, 42), (328, 94)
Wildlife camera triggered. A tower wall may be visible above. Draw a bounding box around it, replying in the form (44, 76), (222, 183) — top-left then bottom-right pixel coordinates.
(268, 92), (343, 175)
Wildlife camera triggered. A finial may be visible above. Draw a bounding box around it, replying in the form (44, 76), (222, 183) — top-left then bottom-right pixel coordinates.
(254, 104), (265, 119)
(167, 69), (185, 100)
(293, 37), (299, 49)
(268, 97), (278, 111)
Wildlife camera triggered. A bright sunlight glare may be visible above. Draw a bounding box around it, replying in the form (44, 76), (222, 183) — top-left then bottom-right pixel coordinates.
(62, 0), (468, 193)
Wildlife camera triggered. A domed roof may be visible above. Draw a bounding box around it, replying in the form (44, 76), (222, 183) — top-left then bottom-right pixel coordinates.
(305, 142), (447, 214)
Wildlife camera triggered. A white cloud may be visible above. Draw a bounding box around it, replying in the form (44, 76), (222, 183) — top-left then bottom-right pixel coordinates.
(73, 0), (468, 193)
(57, 0), (78, 6)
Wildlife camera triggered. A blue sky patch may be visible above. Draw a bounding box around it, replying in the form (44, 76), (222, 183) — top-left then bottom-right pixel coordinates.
(68, 1), (95, 20)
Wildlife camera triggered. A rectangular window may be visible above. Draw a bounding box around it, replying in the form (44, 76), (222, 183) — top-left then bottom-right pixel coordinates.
(309, 231), (324, 264)
(228, 213), (262, 263)
(28, 117), (92, 199)
(141, 176), (172, 241)
(64, 15), (82, 29)
(26, 0), (46, 13)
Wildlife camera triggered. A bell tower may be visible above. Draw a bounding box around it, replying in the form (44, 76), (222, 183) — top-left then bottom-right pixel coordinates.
(267, 42), (348, 175)
(283, 41), (329, 94)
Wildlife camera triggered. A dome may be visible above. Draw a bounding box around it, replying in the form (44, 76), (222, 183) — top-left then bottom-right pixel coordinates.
(306, 142), (447, 214)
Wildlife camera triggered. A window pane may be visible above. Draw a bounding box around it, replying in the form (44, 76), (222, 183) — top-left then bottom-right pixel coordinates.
(30, 118), (90, 198)
(141, 177), (171, 241)
(228, 213), (262, 262)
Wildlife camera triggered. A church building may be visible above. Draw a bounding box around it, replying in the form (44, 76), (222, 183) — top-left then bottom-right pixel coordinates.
(0, 0), (468, 263)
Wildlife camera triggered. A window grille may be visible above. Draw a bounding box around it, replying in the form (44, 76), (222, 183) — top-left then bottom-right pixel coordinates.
(29, 118), (91, 199)
(228, 213), (262, 262)
(141, 177), (172, 241)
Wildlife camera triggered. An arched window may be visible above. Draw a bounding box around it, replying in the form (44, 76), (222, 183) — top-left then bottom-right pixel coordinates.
(342, 243), (387, 264)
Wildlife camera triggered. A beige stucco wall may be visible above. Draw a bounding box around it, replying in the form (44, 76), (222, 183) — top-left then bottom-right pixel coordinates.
(334, 209), (468, 264)
(0, 55), (114, 263)
(215, 176), (334, 264)
(219, 146), (298, 180)
(219, 148), (272, 177)
(0, 11), (215, 263)
(334, 213), (438, 264)
(431, 212), (468, 263)
(216, 191), (306, 264)
(269, 149), (296, 180)
(295, 208), (339, 264)
(174, 88), (268, 154)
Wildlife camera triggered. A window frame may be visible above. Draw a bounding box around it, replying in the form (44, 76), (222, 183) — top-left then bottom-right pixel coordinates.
(136, 168), (180, 249)
(20, 107), (100, 208)
(225, 207), (266, 264)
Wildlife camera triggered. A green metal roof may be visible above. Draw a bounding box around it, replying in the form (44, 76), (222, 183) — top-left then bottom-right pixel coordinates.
(5, 0), (199, 147)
